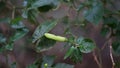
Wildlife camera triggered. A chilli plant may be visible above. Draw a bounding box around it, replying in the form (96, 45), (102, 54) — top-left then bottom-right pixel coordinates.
(0, 0), (120, 68)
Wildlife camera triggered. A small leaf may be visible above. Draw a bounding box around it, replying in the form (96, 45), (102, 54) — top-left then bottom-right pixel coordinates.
(22, 9), (28, 18)
(54, 63), (74, 68)
(10, 17), (25, 29)
(38, 5), (54, 12)
(77, 3), (85, 12)
(115, 61), (120, 68)
(41, 56), (55, 68)
(71, 48), (82, 63)
(36, 36), (56, 52)
(10, 17), (29, 42)
(64, 46), (75, 59)
(27, 9), (39, 23)
(10, 62), (16, 68)
(5, 43), (14, 51)
(23, 0), (28, 6)
(68, 36), (75, 43)
(32, 20), (58, 43)
(27, 57), (40, 68)
(84, 0), (104, 24)
(27, 64), (37, 68)
(100, 27), (109, 37)
(79, 38), (95, 53)
(0, 33), (6, 43)
(31, 0), (60, 9)
(76, 37), (84, 45)
(103, 16), (119, 29)
(22, 8), (39, 24)
(10, 29), (29, 41)
(0, 46), (5, 53)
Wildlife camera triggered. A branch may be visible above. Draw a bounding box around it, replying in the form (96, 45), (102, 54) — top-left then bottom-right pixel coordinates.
(12, 6), (15, 19)
(109, 39), (115, 68)
(93, 50), (102, 68)
(101, 27), (112, 50)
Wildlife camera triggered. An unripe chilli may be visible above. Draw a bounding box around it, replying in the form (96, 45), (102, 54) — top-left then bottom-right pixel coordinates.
(44, 63), (48, 68)
(44, 33), (68, 42)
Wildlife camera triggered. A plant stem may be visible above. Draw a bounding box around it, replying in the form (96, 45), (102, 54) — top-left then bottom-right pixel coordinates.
(101, 27), (112, 50)
(109, 39), (115, 68)
(93, 51), (102, 68)
(98, 49), (103, 68)
(12, 6), (15, 19)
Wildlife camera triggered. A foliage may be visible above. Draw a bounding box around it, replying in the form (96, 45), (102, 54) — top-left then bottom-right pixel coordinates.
(27, 56), (74, 68)
(83, 0), (104, 24)
(0, 0), (120, 68)
(32, 20), (58, 43)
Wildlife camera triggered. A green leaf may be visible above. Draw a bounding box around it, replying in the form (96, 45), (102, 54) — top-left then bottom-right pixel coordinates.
(112, 41), (120, 56)
(5, 43), (14, 51)
(41, 56), (55, 68)
(10, 62), (16, 68)
(27, 9), (39, 23)
(32, 0), (59, 8)
(100, 27), (109, 37)
(22, 8), (39, 24)
(27, 57), (41, 68)
(64, 46), (75, 59)
(115, 61), (120, 68)
(22, 8), (28, 18)
(0, 46), (5, 53)
(10, 17), (25, 29)
(36, 36), (56, 52)
(31, 0), (60, 12)
(37, 5), (54, 12)
(27, 0), (36, 7)
(54, 63), (74, 68)
(77, 3), (85, 12)
(0, 33), (6, 43)
(10, 29), (29, 41)
(67, 36), (75, 44)
(71, 48), (82, 63)
(79, 38), (95, 53)
(32, 20), (58, 43)
(64, 45), (82, 63)
(84, 0), (104, 24)
(76, 37), (84, 45)
(103, 16), (119, 29)
(10, 17), (29, 41)
(27, 63), (37, 68)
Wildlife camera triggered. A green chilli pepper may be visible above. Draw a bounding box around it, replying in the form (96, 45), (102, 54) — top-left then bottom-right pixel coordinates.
(44, 33), (68, 42)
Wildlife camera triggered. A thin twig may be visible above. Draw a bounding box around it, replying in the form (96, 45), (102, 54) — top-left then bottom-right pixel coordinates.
(93, 48), (103, 68)
(109, 39), (115, 68)
(98, 49), (103, 68)
(101, 41), (108, 50)
(12, 6), (15, 19)
(101, 27), (112, 50)
(93, 51), (102, 68)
